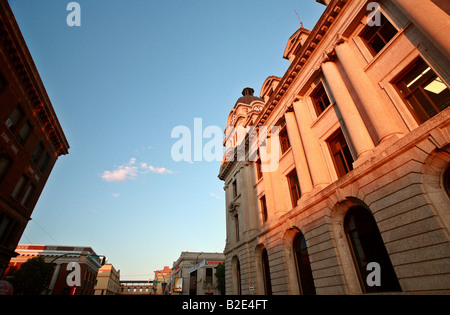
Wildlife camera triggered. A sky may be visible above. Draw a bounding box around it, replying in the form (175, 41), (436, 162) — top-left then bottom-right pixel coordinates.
(9, 0), (326, 281)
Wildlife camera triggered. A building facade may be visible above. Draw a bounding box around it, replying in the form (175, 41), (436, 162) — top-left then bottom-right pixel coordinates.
(153, 266), (172, 295)
(94, 264), (121, 295)
(120, 281), (153, 295)
(172, 252), (225, 295)
(4, 244), (103, 295)
(219, 0), (450, 295)
(0, 1), (69, 276)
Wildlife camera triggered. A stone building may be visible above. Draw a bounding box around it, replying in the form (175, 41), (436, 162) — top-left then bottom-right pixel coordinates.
(218, 0), (450, 295)
(94, 264), (121, 295)
(172, 252), (225, 295)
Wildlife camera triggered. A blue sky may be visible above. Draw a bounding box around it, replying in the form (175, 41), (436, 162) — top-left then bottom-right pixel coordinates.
(9, 0), (325, 281)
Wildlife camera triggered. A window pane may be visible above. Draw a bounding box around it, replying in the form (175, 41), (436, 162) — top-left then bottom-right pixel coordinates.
(293, 232), (316, 295)
(262, 249), (272, 295)
(21, 184), (35, 207)
(39, 153), (51, 173)
(7, 106), (24, 131)
(312, 83), (331, 116)
(361, 13), (397, 55)
(17, 121), (32, 144)
(329, 130), (354, 178)
(12, 175), (27, 199)
(344, 207), (402, 293)
(0, 72), (6, 94)
(32, 143), (43, 164)
(395, 58), (450, 124)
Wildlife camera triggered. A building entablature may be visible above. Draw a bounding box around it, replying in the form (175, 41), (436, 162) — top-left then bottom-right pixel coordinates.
(0, 1), (69, 156)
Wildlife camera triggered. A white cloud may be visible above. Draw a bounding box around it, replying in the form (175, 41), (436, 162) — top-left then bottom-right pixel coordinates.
(101, 158), (173, 183)
(101, 159), (139, 183)
(140, 163), (174, 174)
(112, 193), (120, 198)
(209, 192), (221, 199)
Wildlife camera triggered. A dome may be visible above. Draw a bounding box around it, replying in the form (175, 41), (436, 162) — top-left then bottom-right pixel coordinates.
(234, 87), (265, 107)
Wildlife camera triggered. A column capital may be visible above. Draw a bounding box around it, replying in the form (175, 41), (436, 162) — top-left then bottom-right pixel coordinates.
(334, 33), (348, 46)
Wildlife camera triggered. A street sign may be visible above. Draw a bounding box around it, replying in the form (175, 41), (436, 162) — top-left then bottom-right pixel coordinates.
(188, 259), (206, 273)
(249, 281), (254, 291)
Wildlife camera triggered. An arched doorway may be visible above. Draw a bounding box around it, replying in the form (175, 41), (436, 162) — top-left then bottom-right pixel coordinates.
(293, 231), (316, 295)
(344, 206), (402, 293)
(261, 248), (272, 295)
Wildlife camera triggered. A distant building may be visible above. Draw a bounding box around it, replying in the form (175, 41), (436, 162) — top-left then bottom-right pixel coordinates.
(0, 1), (69, 276)
(120, 280), (153, 295)
(219, 0), (450, 294)
(4, 244), (103, 295)
(172, 252), (225, 295)
(153, 266), (172, 295)
(94, 264), (121, 295)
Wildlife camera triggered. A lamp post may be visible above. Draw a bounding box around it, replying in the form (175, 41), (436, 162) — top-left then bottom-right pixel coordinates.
(154, 270), (167, 295)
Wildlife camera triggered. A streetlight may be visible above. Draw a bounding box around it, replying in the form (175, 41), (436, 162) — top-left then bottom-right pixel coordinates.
(154, 270), (167, 295)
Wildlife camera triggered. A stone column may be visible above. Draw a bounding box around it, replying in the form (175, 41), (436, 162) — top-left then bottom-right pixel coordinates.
(244, 162), (259, 232)
(48, 263), (62, 295)
(391, 0), (450, 58)
(284, 110), (314, 195)
(334, 40), (402, 143)
(292, 99), (331, 188)
(321, 60), (375, 158)
(259, 141), (277, 220)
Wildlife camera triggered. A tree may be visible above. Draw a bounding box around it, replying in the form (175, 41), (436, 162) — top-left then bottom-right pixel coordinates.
(9, 256), (54, 295)
(215, 263), (225, 295)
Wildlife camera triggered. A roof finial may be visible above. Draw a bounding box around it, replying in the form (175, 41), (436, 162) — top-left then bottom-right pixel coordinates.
(295, 10), (304, 29)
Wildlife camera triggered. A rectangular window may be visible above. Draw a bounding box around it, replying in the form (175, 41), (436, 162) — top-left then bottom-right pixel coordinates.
(0, 212), (17, 247)
(0, 146), (12, 181)
(360, 12), (398, 56)
(21, 184), (35, 207)
(279, 120), (291, 154)
(234, 214), (240, 242)
(39, 153), (51, 173)
(6, 106), (24, 132)
(260, 195), (268, 222)
(205, 268), (213, 284)
(256, 158), (263, 180)
(12, 175), (27, 200)
(32, 142), (44, 164)
(311, 82), (332, 116)
(328, 130), (354, 178)
(17, 121), (32, 145)
(0, 72), (6, 94)
(232, 180), (237, 198)
(394, 58), (449, 124)
(287, 169), (301, 207)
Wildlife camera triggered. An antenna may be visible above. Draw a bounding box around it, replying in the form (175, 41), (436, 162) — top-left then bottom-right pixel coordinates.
(295, 10), (304, 28)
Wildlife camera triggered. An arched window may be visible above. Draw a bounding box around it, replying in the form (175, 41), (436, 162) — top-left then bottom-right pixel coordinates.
(444, 166), (450, 198)
(293, 232), (316, 295)
(236, 259), (241, 295)
(261, 248), (272, 295)
(344, 206), (402, 293)
(232, 257), (242, 295)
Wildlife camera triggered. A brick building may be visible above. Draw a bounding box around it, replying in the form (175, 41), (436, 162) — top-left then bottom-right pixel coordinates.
(5, 244), (103, 295)
(0, 1), (69, 276)
(219, 0), (449, 294)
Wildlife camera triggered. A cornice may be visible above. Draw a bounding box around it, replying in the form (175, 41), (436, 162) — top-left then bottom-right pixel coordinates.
(0, 1), (69, 156)
(255, 0), (348, 128)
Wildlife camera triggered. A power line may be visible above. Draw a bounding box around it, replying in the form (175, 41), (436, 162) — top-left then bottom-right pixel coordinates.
(31, 219), (59, 244)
